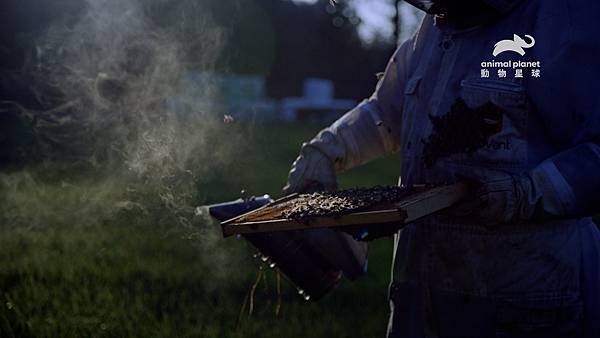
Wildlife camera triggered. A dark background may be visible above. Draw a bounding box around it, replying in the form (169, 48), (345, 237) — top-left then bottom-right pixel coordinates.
(0, 0), (396, 169)
(0, 1), (407, 337)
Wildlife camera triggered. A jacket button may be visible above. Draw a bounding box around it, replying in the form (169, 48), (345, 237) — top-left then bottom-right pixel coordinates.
(441, 39), (453, 50)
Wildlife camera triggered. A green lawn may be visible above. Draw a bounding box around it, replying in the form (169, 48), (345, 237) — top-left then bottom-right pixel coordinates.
(0, 122), (401, 338)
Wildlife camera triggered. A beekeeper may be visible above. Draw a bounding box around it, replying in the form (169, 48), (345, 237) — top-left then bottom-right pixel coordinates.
(284, 0), (600, 336)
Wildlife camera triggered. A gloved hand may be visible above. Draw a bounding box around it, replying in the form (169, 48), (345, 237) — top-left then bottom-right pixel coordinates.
(282, 101), (399, 195)
(449, 171), (537, 226)
(282, 144), (337, 195)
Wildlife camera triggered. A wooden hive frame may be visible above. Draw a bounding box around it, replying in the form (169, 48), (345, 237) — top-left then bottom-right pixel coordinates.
(221, 181), (471, 236)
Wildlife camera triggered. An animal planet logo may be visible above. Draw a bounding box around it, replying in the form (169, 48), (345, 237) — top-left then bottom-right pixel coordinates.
(492, 34), (536, 57)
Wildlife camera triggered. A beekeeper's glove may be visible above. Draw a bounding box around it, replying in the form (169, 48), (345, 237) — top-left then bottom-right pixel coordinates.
(283, 102), (398, 195)
(282, 144), (337, 194)
(449, 171), (540, 226)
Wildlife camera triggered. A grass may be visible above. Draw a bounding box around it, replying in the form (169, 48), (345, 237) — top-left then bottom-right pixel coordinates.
(0, 122), (402, 338)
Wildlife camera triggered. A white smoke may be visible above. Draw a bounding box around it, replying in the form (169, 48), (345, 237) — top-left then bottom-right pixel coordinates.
(1, 0), (246, 231)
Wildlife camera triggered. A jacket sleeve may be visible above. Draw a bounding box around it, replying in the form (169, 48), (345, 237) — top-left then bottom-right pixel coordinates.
(309, 36), (416, 172)
(527, 2), (600, 217)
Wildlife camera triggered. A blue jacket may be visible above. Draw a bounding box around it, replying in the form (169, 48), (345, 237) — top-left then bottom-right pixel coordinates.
(358, 0), (600, 336)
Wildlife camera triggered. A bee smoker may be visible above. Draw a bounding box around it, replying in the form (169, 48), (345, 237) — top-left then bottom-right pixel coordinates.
(208, 194), (368, 300)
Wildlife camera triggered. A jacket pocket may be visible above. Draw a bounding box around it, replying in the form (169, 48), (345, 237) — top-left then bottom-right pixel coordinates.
(440, 78), (530, 170)
(460, 79), (525, 96)
(495, 293), (583, 338)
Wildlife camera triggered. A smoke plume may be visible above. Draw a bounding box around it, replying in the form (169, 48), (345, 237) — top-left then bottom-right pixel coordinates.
(0, 0), (245, 233)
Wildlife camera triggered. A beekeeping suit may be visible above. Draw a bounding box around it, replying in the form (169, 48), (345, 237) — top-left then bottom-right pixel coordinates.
(284, 0), (600, 336)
